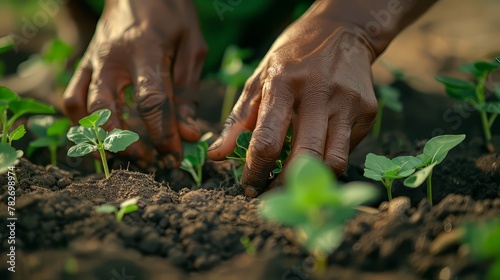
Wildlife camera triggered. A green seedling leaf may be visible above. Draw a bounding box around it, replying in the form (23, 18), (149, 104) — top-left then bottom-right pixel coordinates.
(95, 205), (117, 213)
(0, 36), (13, 54)
(67, 142), (97, 157)
(47, 118), (70, 136)
(435, 76), (475, 90)
(79, 109), (111, 127)
(9, 125), (26, 141)
(416, 134), (466, 165)
(459, 63), (484, 77)
(271, 160), (283, 175)
(0, 143), (22, 174)
(0, 86), (19, 111)
(67, 126), (97, 144)
(445, 86), (476, 100)
(236, 131), (252, 149)
(260, 191), (309, 225)
(364, 153), (420, 181)
(403, 163), (437, 188)
(28, 137), (52, 148)
(42, 39), (73, 63)
(120, 197), (139, 208)
(121, 204), (139, 214)
(300, 221), (344, 255)
(103, 129), (139, 152)
(476, 102), (500, 114)
(9, 99), (56, 117)
(339, 182), (379, 207)
(473, 61), (500, 73)
(378, 85), (402, 112)
(27, 115), (55, 136)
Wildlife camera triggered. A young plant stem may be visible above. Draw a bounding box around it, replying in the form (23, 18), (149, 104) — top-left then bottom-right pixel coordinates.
(92, 125), (110, 179)
(220, 86), (237, 123)
(1, 111), (8, 144)
(426, 170), (433, 207)
(49, 143), (57, 165)
(372, 100), (384, 139)
(94, 159), (103, 174)
(488, 114), (498, 128)
(314, 252), (327, 275)
(476, 75), (492, 144)
(232, 163), (241, 184)
(382, 178), (394, 201)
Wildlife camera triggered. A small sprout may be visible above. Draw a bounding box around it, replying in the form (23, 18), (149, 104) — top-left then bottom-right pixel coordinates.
(27, 116), (70, 165)
(462, 218), (500, 280)
(180, 132), (213, 186)
(404, 134), (465, 206)
(42, 38), (74, 86)
(239, 236), (256, 256)
(218, 45), (257, 122)
(95, 197), (139, 223)
(436, 58), (500, 151)
(0, 144), (23, 174)
(0, 86), (56, 145)
(372, 84), (403, 139)
(363, 154), (422, 201)
(260, 155), (377, 262)
(66, 109), (139, 179)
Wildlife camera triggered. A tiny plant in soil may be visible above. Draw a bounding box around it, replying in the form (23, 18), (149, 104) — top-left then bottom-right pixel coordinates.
(42, 38), (74, 86)
(180, 132), (213, 186)
(227, 128), (292, 183)
(66, 109), (139, 179)
(218, 45), (257, 122)
(27, 116), (70, 165)
(260, 155), (377, 268)
(364, 134), (465, 205)
(436, 57), (500, 151)
(95, 197), (139, 223)
(239, 236), (256, 256)
(372, 84), (403, 139)
(462, 218), (500, 280)
(0, 86), (55, 173)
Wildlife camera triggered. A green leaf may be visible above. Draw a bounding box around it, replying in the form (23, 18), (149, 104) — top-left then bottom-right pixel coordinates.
(47, 118), (70, 136)
(120, 197), (139, 208)
(445, 87), (476, 100)
(0, 143), (22, 174)
(9, 99), (56, 117)
(459, 63), (483, 77)
(259, 192), (309, 225)
(236, 131), (252, 149)
(363, 169), (382, 181)
(103, 129), (139, 153)
(363, 153), (397, 181)
(473, 61), (500, 73)
(417, 134), (466, 165)
(0, 86), (19, 111)
(95, 205), (117, 213)
(29, 137), (52, 148)
(391, 155), (423, 171)
(435, 76), (475, 90)
(67, 126), (97, 144)
(403, 163), (437, 188)
(0, 36), (13, 54)
(121, 204), (139, 214)
(271, 160), (283, 174)
(378, 85), (402, 112)
(9, 125), (26, 141)
(42, 39), (73, 63)
(300, 222), (344, 255)
(27, 115), (56, 137)
(79, 109), (111, 127)
(476, 102), (500, 114)
(67, 142), (97, 157)
(180, 156), (197, 170)
(339, 182), (378, 207)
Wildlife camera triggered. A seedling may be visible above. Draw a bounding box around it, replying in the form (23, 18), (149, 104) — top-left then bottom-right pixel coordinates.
(227, 128), (292, 183)
(462, 218), (500, 280)
(0, 86), (55, 173)
(27, 116), (70, 165)
(66, 109), (139, 179)
(436, 58), (500, 151)
(180, 132), (213, 186)
(0, 35), (14, 77)
(95, 197), (139, 222)
(372, 85), (403, 139)
(218, 45), (257, 122)
(239, 236), (256, 256)
(403, 134), (465, 206)
(42, 38), (74, 86)
(364, 154), (422, 201)
(364, 134), (465, 205)
(260, 155), (377, 266)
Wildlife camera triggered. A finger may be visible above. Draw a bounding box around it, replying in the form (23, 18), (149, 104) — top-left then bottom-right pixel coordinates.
(323, 117), (352, 178)
(241, 78), (293, 197)
(207, 75), (262, 160)
(134, 51), (182, 165)
(172, 29), (207, 143)
(62, 59), (92, 125)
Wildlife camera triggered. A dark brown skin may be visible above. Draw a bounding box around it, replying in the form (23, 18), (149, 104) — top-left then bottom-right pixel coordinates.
(63, 0), (436, 195)
(62, 0), (207, 167)
(207, 0), (437, 197)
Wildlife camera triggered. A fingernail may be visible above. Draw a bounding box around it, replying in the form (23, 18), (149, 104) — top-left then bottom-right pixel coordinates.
(208, 136), (224, 151)
(162, 154), (177, 169)
(244, 186), (257, 198)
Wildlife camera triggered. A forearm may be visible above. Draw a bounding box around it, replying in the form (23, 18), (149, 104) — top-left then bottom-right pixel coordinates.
(315, 0), (437, 56)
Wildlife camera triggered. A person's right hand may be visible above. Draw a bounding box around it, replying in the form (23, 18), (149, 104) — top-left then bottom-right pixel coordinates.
(63, 0), (207, 168)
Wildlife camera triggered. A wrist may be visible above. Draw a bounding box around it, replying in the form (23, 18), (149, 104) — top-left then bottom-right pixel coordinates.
(315, 0), (437, 57)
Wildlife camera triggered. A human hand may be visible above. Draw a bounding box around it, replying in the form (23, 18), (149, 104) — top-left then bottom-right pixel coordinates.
(63, 0), (207, 167)
(207, 2), (381, 197)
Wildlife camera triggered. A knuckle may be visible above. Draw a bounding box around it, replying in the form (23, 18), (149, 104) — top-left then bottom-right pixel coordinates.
(294, 138), (324, 158)
(324, 153), (348, 176)
(62, 94), (82, 113)
(250, 132), (282, 160)
(136, 91), (169, 116)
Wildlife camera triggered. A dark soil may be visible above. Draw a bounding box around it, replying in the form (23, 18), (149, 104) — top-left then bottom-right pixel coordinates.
(1, 83), (500, 280)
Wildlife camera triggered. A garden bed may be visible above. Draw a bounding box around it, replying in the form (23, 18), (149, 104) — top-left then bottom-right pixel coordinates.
(1, 82), (500, 280)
